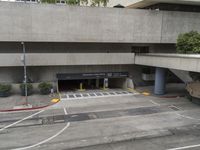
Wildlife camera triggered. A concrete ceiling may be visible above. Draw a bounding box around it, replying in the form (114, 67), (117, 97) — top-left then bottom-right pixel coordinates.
(127, 0), (200, 8)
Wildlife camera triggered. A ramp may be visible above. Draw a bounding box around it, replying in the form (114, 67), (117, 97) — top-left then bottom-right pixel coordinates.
(170, 69), (193, 83)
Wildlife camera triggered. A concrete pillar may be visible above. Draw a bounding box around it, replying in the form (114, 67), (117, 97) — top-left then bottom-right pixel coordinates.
(126, 78), (134, 89)
(96, 79), (99, 88)
(154, 67), (166, 95)
(104, 78), (108, 89)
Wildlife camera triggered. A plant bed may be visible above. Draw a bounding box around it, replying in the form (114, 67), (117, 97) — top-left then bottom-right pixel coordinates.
(0, 84), (11, 97)
(20, 83), (33, 96)
(38, 82), (53, 95)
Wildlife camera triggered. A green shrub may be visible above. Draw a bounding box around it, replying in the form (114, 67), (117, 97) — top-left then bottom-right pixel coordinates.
(176, 31), (200, 54)
(20, 83), (33, 96)
(0, 84), (12, 97)
(38, 82), (53, 95)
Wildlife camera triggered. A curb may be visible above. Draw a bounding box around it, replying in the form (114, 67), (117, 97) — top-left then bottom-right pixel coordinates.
(159, 95), (185, 98)
(45, 129), (173, 150)
(0, 100), (60, 112)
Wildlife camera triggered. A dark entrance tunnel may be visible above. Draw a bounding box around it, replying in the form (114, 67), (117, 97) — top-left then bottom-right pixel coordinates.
(57, 72), (129, 92)
(58, 79), (104, 92)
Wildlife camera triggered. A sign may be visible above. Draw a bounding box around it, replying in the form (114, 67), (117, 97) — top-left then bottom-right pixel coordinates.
(57, 72), (129, 80)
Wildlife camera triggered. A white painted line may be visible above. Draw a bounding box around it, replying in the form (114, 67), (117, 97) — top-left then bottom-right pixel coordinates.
(61, 92), (137, 101)
(13, 122), (70, 150)
(169, 105), (181, 111)
(0, 110), (45, 132)
(93, 93), (97, 96)
(63, 107), (67, 115)
(175, 112), (200, 121)
(149, 100), (160, 106)
(12, 108), (70, 150)
(167, 144), (200, 150)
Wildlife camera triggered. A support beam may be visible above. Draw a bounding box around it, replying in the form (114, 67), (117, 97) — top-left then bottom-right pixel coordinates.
(154, 67), (166, 95)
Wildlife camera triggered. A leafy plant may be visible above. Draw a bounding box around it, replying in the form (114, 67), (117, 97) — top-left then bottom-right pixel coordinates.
(41, 0), (108, 7)
(41, 0), (89, 5)
(176, 31), (200, 54)
(0, 84), (12, 97)
(20, 83), (33, 96)
(91, 0), (109, 7)
(38, 82), (53, 95)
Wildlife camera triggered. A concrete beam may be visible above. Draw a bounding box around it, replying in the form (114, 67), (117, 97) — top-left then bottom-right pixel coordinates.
(135, 53), (200, 72)
(0, 2), (200, 43)
(0, 53), (135, 66)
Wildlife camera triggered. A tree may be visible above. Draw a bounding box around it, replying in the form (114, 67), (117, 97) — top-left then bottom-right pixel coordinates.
(176, 31), (200, 54)
(91, 0), (109, 7)
(41, 0), (88, 5)
(41, 0), (56, 4)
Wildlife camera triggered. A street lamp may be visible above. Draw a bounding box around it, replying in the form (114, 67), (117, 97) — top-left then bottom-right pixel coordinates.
(21, 42), (28, 105)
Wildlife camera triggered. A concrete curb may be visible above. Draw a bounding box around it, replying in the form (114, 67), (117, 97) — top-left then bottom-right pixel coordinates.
(55, 129), (173, 150)
(0, 101), (59, 112)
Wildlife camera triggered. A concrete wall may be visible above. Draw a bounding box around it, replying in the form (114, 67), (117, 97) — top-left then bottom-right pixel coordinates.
(1, 2), (200, 43)
(135, 53), (200, 72)
(1, 42), (172, 53)
(0, 53), (135, 66)
(0, 42), (134, 53)
(0, 65), (143, 86)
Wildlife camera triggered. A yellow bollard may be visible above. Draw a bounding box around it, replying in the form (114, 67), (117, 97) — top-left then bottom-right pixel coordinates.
(51, 98), (60, 103)
(80, 83), (83, 90)
(79, 83), (85, 91)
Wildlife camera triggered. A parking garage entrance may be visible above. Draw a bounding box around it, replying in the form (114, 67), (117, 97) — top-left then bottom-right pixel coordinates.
(57, 72), (129, 92)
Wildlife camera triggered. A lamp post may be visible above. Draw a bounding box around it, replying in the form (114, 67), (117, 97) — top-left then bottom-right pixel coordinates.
(21, 42), (28, 105)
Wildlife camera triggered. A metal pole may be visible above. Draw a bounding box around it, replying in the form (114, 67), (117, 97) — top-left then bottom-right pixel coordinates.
(21, 42), (28, 105)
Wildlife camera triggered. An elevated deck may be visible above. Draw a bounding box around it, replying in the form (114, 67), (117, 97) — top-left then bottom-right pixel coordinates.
(135, 53), (200, 72)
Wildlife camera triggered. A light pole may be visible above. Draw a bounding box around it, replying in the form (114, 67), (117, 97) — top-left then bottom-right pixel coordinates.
(21, 42), (28, 105)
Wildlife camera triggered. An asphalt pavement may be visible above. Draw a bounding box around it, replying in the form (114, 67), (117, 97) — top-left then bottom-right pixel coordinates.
(0, 88), (200, 150)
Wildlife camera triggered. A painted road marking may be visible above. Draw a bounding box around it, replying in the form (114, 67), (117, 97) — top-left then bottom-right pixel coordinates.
(61, 92), (138, 101)
(13, 108), (70, 150)
(167, 144), (200, 150)
(149, 100), (160, 106)
(175, 112), (200, 121)
(0, 110), (45, 132)
(63, 107), (67, 115)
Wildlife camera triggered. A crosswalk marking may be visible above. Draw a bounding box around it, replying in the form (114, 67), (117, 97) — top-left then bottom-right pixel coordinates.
(60, 90), (139, 101)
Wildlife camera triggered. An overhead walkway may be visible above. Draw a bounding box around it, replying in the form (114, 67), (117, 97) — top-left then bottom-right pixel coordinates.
(135, 53), (200, 73)
(135, 53), (200, 95)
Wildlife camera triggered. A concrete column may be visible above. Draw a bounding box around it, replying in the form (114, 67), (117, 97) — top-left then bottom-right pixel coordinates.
(96, 79), (99, 88)
(154, 67), (166, 95)
(126, 78), (134, 89)
(104, 78), (108, 89)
